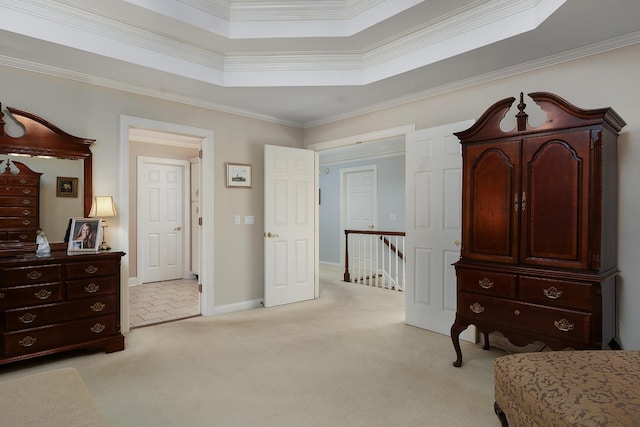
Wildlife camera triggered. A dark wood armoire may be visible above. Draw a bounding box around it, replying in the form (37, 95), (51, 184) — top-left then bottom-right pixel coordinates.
(450, 92), (626, 367)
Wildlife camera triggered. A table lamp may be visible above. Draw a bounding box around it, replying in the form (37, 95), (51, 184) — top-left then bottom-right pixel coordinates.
(89, 195), (117, 251)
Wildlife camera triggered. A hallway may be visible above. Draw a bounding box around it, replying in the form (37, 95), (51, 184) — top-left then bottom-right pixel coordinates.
(129, 279), (200, 328)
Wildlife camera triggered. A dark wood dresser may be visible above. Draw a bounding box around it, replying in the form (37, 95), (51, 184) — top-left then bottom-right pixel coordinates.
(451, 92), (626, 367)
(0, 250), (125, 364)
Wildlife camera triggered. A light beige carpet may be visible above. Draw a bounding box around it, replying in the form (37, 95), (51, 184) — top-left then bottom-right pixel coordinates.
(0, 272), (505, 427)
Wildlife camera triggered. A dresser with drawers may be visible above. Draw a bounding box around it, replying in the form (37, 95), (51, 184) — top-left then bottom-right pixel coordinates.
(0, 250), (125, 364)
(450, 92), (625, 366)
(0, 160), (41, 243)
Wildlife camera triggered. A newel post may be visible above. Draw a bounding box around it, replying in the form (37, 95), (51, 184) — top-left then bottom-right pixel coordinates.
(343, 230), (351, 282)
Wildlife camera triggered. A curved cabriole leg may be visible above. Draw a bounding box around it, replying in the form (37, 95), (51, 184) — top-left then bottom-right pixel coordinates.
(450, 321), (468, 367)
(494, 402), (509, 427)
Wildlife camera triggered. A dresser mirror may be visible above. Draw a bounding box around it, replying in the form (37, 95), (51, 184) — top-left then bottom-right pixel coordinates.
(0, 104), (93, 249)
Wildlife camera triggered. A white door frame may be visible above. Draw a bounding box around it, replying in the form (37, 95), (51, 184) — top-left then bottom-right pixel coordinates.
(309, 125), (415, 273)
(136, 156), (191, 284)
(119, 116), (215, 333)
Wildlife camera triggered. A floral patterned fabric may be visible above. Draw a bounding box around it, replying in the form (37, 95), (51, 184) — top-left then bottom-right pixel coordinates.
(494, 351), (640, 427)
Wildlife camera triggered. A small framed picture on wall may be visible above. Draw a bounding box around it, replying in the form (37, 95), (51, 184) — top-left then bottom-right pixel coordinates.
(226, 163), (252, 188)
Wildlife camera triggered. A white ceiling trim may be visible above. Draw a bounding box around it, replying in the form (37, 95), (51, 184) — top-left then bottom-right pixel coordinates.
(0, 0), (226, 83)
(0, 0), (565, 88)
(2, 29), (638, 129)
(308, 30), (640, 127)
(126, 0), (424, 38)
(0, 54), (297, 127)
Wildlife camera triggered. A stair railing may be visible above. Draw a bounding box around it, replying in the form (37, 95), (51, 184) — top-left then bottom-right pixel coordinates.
(343, 229), (406, 291)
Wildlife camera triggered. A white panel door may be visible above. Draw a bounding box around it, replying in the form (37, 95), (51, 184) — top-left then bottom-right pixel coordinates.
(343, 167), (377, 276)
(264, 145), (316, 307)
(405, 120), (474, 341)
(138, 157), (187, 283)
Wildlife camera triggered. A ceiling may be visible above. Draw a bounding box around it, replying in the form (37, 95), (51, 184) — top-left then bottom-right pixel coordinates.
(1, 0), (639, 128)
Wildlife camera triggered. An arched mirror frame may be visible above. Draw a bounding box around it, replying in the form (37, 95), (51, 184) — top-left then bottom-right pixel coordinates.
(0, 104), (94, 248)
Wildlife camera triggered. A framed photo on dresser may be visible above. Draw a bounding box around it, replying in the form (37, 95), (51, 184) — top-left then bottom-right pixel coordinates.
(67, 218), (102, 252)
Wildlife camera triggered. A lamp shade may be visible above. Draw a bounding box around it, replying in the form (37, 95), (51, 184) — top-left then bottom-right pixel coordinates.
(89, 196), (118, 217)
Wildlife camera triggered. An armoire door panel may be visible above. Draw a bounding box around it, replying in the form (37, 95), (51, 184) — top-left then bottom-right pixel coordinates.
(463, 141), (520, 263)
(521, 132), (591, 269)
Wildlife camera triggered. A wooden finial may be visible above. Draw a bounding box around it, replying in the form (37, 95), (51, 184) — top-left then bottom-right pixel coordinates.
(516, 92), (528, 131)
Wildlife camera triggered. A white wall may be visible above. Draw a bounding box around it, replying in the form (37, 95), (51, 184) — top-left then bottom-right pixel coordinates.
(0, 66), (304, 311)
(306, 44), (640, 350)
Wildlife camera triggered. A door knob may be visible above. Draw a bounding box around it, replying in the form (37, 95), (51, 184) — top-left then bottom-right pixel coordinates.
(265, 232), (279, 238)
(174, 226), (182, 231)
(454, 240), (461, 247)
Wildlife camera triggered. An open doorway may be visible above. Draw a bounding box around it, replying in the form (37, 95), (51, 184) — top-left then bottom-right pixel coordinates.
(118, 116), (215, 333)
(130, 134), (199, 328)
(315, 134), (407, 295)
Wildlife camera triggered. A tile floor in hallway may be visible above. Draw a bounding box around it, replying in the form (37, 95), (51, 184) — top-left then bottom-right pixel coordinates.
(129, 279), (200, 328)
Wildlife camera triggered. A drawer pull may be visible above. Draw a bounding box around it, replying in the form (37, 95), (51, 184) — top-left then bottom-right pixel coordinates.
(478, 278), (494, 289)
(22, 199), (31, 205)
(19, 234), (28, 240)
(469, 302), (485, 314)
(19, 336), (37, 347)
(22, 209), (30, 216)
(34, 289), (52, 300)
(22, 188), (31, 194)
(19, 179), (27, 184)
(85, 265), (99, 274)
(26, 270), (42, 280)
(90, 323), (106, 334)
(22, 219), (31, 226)
(0, 292), (4, 299)
(90, 302), (106, 312)
(554, 319), (574, 332)
(19, 313), (37, 324)
(543, 286), (563, 299)
(84, 283), (100, 293)
(514, 309), (520, 316)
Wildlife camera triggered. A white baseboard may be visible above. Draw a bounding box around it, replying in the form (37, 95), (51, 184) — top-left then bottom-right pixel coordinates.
(129, 277), (140, 287)
(319, 261), (342, 270)
(208, 299), (263, 316)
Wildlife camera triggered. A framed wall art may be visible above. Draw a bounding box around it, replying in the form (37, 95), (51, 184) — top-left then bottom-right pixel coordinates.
(56, 176), (78, 197)
(226, 162), (252, 188)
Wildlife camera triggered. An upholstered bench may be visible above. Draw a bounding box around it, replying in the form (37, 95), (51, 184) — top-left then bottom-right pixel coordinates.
(494, 351), (640, 426)
(0, 367), (110, 426)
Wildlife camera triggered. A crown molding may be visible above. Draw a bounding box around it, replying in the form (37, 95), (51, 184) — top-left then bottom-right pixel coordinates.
(2, 30), (638, 129)
(305, 31), (640, 127)
(0, 55), (299, 128)
(125, 0), (422, 38)
(0, 0), (565, 87)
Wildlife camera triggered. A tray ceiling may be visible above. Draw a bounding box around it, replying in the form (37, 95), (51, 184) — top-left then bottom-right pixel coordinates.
(1, 0), (639, 127)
